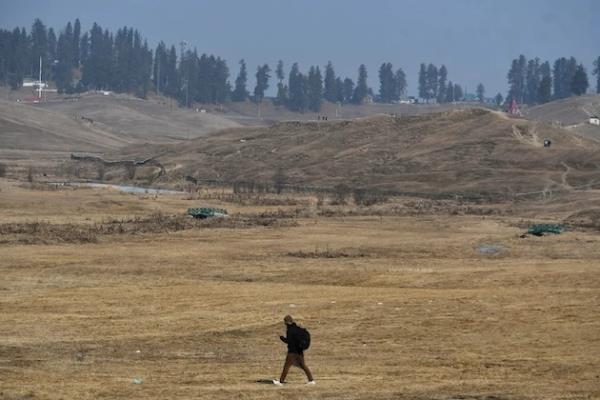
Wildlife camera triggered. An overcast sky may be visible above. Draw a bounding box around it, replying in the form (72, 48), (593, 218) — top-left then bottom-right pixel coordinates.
(2, 0), (598, 97)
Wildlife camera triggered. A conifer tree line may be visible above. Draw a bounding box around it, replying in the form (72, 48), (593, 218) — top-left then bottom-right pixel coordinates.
(415, 63), (470, 103)
(0, 19), (409, 112)
(3, 19), (600, 113)
(506, 54), (594, 106)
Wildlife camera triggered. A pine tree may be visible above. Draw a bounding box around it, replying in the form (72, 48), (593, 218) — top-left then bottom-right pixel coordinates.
(394, 68), (407, 100)
(307, 65), (323, 111)
(73, 19), (81, 67)
(494, 93), (503, 107)
(55, 21), (81, 92)
(153, 42), (166, 95)
(378, 62), (395, 103)
(525, 58), (540, 105)
(213, 57), (230, 103)
(476, 83), (485, 102)
(323, 61), (337, 102)
(426, 63), (438, 102)
(164, 45), (178, 97)
(538, 76), (552, 104)
(453, 83), (463, 101)
(274, 60), (287, 105)
(47, 28), (57, 62)
(445, 80), (454, 102)
(418, 63), (427, 100)
(553, 57), (578, 99)
(30, 18), (48, 79)
(334, 77), (344, 103)
(571, 64), (589, 96)
(537, 61), (552, 104)
(231, 59), (249, 101)
(343, 78), (354, 104)
(437, 65), (447, 103)
(79, 32), (89, 68)
(287, 63), (307, 112)
(352, 64), (368, 104)
(507, 55), (527, 103)
(254, 63), (270, 103)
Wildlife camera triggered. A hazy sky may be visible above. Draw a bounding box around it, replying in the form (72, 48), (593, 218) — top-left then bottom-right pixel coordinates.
(2, 0), (598, 97)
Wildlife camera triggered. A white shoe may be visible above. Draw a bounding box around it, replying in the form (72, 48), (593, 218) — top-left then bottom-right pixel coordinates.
(307, 380), (316, 385)
(273, 379), (283, 386)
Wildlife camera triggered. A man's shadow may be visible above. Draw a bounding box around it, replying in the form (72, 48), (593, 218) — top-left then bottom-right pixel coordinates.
(256, 379), (276, 384)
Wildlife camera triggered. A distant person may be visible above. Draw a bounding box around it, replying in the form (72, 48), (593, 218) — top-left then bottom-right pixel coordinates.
(273, 315), (315, 386)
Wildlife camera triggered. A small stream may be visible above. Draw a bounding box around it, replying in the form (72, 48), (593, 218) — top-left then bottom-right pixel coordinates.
(49, 182), (184, 194)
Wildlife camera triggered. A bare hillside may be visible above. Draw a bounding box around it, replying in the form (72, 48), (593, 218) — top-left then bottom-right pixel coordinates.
(131, 108), (600, 197)
(0, 98), (128, 152)
(525, 94), (600, 141)
(35, 92), (242, 142)
(222, 98), (484, 123)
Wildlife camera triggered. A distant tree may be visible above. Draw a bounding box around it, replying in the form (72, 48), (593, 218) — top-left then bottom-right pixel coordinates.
(334, 77), (345, 103)
(453, 83), (463, 101)
(394, 68), (407, 100)
(445, 80), (454, 102)
(507, 55), (527, 103)
(537, 61), (552, 104)
(418, 63), (427, 100)
(437, 65), (447, 103)
(342, 78), (354, 104)
(571, 64), (589, 96)
(287, 62), (308, 112)
(274, 60), (287, 105)
(553, 57), (578, 99)
(307, 65), (323, 111)
(164, 45), (178, 97)
(476, 83), (485, 102)
(276, 60), (284, 83)
(378, 62), (395, 103)
(525, 58), (541, 105)
(55, 22), (76, 91)
(425, 63), (438, 101)
(30, 18), (48, 79)
(153, 42), (167, 95)
(538, 76), (552, 104)
(253, 63), (270, 103)
(494, 92), (503, 107)
(323, 61), (337, 102)
(593, 56), (600, 94)
(0, 162), (6, 177)
(79, 32), (89, 68)
(47, 27), (57, 68)
(352, 64), (368, 104)
(73, 18), (81, 67)
(231, 59), (249, 101)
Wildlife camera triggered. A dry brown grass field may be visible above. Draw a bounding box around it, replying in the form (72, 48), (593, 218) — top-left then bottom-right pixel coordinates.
(0, 178), (599, 400)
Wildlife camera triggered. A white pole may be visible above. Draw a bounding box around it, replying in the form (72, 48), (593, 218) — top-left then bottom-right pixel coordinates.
(38, 56), (42, 99)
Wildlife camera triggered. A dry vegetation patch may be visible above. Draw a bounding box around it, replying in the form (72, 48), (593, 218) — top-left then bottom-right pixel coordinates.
(0, 213), (296, 245)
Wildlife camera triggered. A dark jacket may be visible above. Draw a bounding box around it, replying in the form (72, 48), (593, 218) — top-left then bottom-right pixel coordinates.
(279, 323), (304, 354)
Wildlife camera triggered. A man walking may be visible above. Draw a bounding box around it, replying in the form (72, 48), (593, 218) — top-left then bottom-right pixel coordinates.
(273, 315), (315, 386)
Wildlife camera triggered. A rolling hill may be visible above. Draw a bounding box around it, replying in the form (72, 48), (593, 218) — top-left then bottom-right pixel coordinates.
(525, 94), (600, 141)
(127, 108), (600, 197)
(35, 92), (242, 142)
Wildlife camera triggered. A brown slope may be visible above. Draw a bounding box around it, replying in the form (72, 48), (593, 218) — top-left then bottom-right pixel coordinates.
(35, 93), (242, 142)
(141, 108), (600, 196)
(526, 94), (600, 126)
(0, 98), (129, 152)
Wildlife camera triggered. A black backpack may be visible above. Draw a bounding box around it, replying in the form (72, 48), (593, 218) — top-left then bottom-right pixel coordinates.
(297, 326), (311, 350)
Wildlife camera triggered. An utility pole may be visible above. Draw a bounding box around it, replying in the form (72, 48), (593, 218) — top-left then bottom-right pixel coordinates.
(38, 56), (42, 100)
